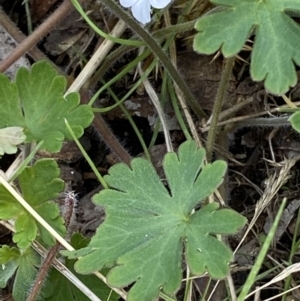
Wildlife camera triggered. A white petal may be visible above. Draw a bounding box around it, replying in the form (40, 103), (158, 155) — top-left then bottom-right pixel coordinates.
(131, 0), (151, 24)
(120, 0), (138, 8)
(149, 0), (171, 9)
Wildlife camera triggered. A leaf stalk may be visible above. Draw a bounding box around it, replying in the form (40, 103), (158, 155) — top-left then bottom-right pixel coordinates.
(206, 56), (235, 161)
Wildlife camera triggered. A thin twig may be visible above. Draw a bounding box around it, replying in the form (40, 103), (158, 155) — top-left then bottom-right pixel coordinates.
(137, 53), (173, 152)
(66, 19), (127, 93)
(26, 243), (61, 301)
(163, 10), (202, 148)
(0, 0), (73, 73)
(0, 220), (105, 301)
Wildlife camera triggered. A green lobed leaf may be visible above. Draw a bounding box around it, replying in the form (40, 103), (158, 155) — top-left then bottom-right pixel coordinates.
(19, 159), (66, 246)
(288, 111), (300, 132)
(0, 74), (24, 127)
(43, 233), (118, 301)
(64, 140), (246, 301)
(13, 214), (38, 249)
(0, 261), (18, 288)
(0, 61), (94, 152)
(0, 246), (21, 265)
(193, 0), (300, 95)
(12, 247), (42, 301)
(0, 246), (41, 301)
(0, 159), (66, 249)
(0, 127), (26, 155)
(0, 185), (22, 219)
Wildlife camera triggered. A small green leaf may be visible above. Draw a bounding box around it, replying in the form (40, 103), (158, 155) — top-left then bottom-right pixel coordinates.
(43, 233), (118, 301)
(0, 127), (26, 155)
(0, 261), (18, 288)
(288, 111), (300, 132)
(0, 186), (22, 219)
(0, 246), (21, 265)
(0, 61), (93, 152)
(0, 246), (40, 301)
(193, 0), (300, 94)
(0, 159), (66, 249)
(185, 202), (246, 277)
(13, 214), (38, 249)
(65, 140), (246, 301)
(0, 74), (23, 127)
(12, 248), (41, 301)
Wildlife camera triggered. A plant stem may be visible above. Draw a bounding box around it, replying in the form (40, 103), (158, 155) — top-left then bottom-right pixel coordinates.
(138, 54), (173, 153)
(0, 7), (64, 75)
(94, 113), (132, 165)
(27, 192), (80, 301)
(80, 89), (132, 165)
(0, 0), (73, 73)
(104, 84), (151, 161)
(237, 198), (287, 301)
(99, 0), (207, 119)
(206, 57), (235, 162)
(26, 243), (61, 301)
(23, 0), (33, 34)
(66, 19), (127, 93)
(87, 20), (197, 90)
(283, 206), (300, 301)
(0, 174), (74, 251)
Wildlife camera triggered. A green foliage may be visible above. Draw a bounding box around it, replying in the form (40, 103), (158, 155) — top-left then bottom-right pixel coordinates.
(193, 0), (300, 95)
(64, 141), (246, 301)
(0, 245), (21, 264)
(289, 111), (300, 132)
(0, 261), (18, 288)
(42, 233), (118, 301)
(0, 61), (93, 152)
(0, 235), (117, 301)
(0, 159), (66, 249)
(0, 127), (26, 155)
(0, 246), (47, 301)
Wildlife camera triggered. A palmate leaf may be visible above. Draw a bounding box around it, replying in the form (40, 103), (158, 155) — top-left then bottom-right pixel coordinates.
(43, 233), (118, 301)
(0, 159), (65, 249)
(193, 0), (300, 95)
(289, 111), (300, 132)
(64, 141), (246, 301)
(0, 61), (93, 152)
(0, 127), (26, 155)
(0, 246), (48, 301)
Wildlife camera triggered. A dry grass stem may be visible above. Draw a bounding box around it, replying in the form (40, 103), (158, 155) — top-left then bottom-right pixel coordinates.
(234, 157), (298, 254)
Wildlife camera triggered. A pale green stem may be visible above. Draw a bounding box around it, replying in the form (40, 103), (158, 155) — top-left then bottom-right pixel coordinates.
(282, 207), (300, 301)
(89, 49), (151, 107)
(168, 79), (192, 140)
(104, 85), (151, 161)
(23, 0), (32, 34)
(206, 57), (235, 162)
(70, 0), (144, 46)
(237, 198), (287, 301)
(99, 0), (207, 119)
(65, 119), (108, 189)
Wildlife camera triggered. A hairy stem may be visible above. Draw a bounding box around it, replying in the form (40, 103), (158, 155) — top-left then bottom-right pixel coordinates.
(0, 8), (64, 75)
(206, 57), (235, 162)
(93, 113), (132, 165)
(26, 243), (60, 301)
(0, 0), (73, 73)
(26, 192), (77, 301)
